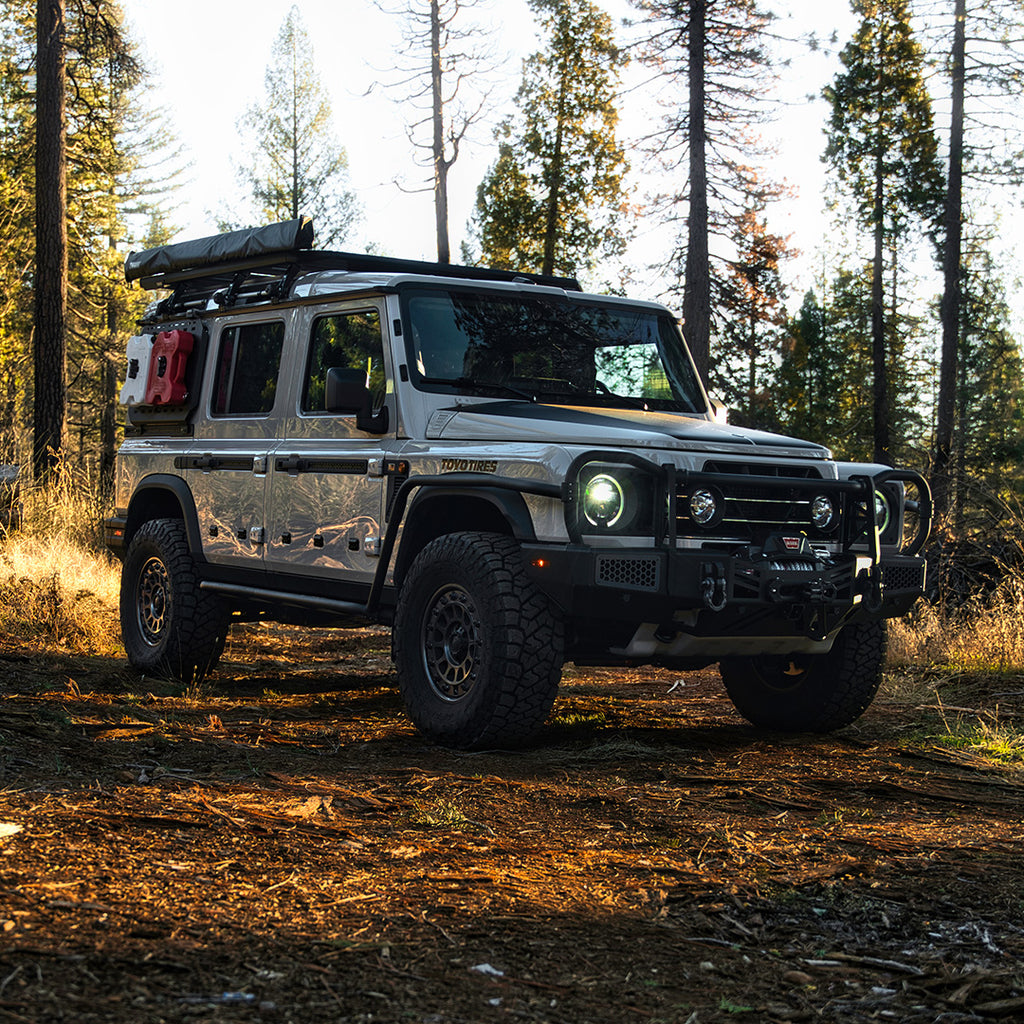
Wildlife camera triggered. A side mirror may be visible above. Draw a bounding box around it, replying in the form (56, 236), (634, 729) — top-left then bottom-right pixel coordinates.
(325, 366), (389, 434)
(709, 397), (728, 425)
(325, 366), (368, 413)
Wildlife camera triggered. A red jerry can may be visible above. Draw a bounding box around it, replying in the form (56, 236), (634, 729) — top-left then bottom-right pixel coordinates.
(144, 329), (194, 405)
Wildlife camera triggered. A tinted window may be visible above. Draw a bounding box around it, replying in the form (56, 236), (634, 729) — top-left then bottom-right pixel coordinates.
(403, 289), (704, 413)
(303, 310), (386, 413)
(211, 321), (285, 416)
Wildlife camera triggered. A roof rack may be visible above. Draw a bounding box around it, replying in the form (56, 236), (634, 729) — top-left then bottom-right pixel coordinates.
(125, 219), (581, 319)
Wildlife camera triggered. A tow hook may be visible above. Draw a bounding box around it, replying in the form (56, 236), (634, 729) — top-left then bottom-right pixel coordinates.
(701, 562), (728, 612)
(858, 567), (884, 613)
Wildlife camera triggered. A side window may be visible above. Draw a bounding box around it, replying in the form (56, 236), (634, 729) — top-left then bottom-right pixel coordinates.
(302, 310), (386, 413)
(211, 321), (285, 416)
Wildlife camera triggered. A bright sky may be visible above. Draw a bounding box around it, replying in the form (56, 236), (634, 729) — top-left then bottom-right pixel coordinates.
(123, 0), (909, 308)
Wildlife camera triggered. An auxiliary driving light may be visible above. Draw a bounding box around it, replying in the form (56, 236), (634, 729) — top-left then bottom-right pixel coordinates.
(689, 488), (719, 526)
(810, 494), (836, 531)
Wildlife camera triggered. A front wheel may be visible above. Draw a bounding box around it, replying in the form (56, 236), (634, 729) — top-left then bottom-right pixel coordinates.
(719, 619), (887, 732)
(120, 518), (228, 683)
(393, 532), (564, 749)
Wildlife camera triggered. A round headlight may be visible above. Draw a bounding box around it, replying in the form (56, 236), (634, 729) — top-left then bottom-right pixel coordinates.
(689, 488), (718, 526)
(873, 489), (891, 534)
(810, 494), (835, 530)
(583, 474), (624, 527)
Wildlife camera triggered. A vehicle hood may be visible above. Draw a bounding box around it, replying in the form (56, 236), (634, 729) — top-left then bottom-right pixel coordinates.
(425, 401), (830, 459)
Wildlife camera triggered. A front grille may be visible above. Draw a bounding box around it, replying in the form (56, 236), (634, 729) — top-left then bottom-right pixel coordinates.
(595, 554), (661, 592)
(677, 461), (841, 543)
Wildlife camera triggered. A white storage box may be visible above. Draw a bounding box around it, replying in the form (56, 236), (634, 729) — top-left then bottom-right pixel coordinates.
(119, 334), (154, 405)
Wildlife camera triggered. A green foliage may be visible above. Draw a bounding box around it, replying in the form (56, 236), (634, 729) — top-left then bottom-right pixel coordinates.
(472, 0), (628, 279)
(950, 244), (1024, 521)
(820, 0), (943, 463)
(234, 5), (359, 246)
(825, 0), (943, 239)
(712, 205), (795, 430)
(0, 0), (168, 491)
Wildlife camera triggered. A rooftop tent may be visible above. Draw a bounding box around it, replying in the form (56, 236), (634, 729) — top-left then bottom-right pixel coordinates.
(124, 218), (314, 284)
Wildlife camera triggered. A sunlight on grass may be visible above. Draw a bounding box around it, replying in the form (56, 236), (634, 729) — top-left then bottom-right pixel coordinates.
(0, 473), (121, 655)
(888, 590), (1024, 675)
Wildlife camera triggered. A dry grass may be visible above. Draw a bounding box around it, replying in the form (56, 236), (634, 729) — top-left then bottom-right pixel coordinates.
(888, 588), (1024, 675)
(0, 472), (121, 656)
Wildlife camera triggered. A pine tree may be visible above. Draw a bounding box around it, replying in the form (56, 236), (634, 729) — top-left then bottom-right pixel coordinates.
(471, 0), (628, 280)
(950, 244), (1024, 525)
(824, 0), (944, 466)
(713, 203), (795, 429)
(0, 0), (173, 493)
(34, 0), (67, 481)
(921, 0), (1024, 524)
(632, 0), (779, 386)
(235, 6), (359, 247)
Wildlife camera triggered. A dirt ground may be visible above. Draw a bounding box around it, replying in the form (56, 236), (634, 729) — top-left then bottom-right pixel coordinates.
(2, 624), (1024, 1024)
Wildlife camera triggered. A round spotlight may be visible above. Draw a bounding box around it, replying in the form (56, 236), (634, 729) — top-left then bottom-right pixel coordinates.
(810, 494), (836, 531)
(583, 474), (624, 527)
(689, 488), (718, 526)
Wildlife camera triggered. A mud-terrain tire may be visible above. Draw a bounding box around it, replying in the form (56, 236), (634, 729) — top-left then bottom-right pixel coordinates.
(120, 518), (228, 683)
(393, 531), (564, 749)
(719, 619), (887, 732)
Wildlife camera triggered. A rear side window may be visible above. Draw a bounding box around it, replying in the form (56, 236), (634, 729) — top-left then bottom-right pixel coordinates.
(211, 321), (285, 416)
(302, 310), (386, 413)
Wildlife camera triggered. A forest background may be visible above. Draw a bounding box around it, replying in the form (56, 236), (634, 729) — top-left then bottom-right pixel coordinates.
(4, 0), (1024, 568)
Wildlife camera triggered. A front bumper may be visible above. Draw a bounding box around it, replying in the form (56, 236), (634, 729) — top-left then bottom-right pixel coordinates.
(522, 542), (927, 642)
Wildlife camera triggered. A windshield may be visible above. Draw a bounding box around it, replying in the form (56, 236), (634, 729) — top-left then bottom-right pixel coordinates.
(402, 287), (706, 413)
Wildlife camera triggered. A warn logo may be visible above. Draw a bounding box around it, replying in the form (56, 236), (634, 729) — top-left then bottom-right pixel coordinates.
(782, 537), (802, 551)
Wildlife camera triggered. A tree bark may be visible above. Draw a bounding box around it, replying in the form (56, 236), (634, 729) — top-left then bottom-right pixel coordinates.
(684, 0), (708, 387)
(932, 0), (966, 525)
(682, 0), (710, 387)
(871, 32), (891, 467)
(430, 0), (450, 264)
(34, 0), (68, 482)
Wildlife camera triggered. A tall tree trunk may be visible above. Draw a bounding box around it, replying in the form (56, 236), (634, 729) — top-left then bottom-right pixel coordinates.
(871, 37), (891, 467)
(34, 0), (67, 482)
(871, 165), (890, 464)
(682, 0), (710, 387)
(932, 0), (966, 525)
(541, 51), (570, 277)
(430, 0), (450, 264)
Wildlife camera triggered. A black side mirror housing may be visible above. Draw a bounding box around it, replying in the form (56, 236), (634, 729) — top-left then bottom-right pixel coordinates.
(325, 366), (389, 434)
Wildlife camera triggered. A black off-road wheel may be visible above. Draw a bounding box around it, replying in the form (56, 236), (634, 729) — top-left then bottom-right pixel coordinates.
(719, 619), (887, 732)
(393, 531), (564, 749)
(120, 518), (229, 683)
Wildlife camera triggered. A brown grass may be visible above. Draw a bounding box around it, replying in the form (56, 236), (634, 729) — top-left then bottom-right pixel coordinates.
(0, 472), (121, 656)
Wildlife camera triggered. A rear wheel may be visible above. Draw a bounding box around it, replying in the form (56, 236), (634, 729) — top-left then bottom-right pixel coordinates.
(719, 619), (887, 732)
(393, 531), (564, 749)
(120, 518), (228, 683)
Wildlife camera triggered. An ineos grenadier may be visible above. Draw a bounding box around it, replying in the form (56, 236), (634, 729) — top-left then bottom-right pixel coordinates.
(105, 219), (932, 748)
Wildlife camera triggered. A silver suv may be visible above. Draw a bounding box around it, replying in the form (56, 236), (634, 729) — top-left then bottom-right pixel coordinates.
(105, 219), (931, 748)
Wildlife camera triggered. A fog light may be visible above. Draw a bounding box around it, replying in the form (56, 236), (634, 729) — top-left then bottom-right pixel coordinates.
(689, 488), (718, 526)
(810, 494), (835, 530)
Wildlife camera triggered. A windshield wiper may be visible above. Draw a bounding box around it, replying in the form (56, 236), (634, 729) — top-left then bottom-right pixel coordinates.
(419, 375), (537, 402)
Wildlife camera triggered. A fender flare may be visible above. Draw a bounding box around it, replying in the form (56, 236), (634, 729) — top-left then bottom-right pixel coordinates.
(126, 474), (206, 561)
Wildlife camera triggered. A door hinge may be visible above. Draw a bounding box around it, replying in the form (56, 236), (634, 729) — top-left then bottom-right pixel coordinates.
(248, 526), (266, 545)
